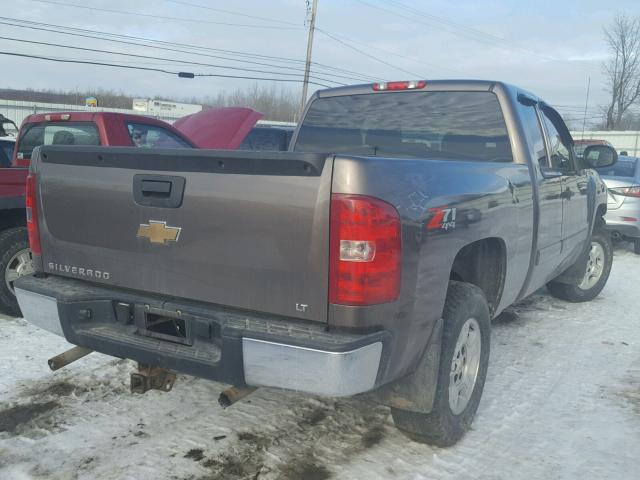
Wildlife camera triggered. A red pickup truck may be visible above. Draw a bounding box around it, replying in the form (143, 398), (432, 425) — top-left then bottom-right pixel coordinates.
(0, 111), (197, 315)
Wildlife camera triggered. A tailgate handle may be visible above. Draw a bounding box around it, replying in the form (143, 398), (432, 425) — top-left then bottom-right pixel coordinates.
(133, 175), (185, 208)
(141, 180), (172, 196)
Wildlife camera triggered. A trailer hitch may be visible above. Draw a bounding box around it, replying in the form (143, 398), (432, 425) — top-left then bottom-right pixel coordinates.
(130, 364), (176, 394)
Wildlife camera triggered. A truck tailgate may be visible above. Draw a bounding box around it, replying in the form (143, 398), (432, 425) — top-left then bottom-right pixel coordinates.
(33, 147), (332, 322)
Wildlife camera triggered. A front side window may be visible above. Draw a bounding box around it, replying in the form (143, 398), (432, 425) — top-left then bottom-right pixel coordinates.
(17, 122), (100, 160)
(295, 91), (513, 162)
(541, 109), (574, 173)
(127, 123), (191, 149)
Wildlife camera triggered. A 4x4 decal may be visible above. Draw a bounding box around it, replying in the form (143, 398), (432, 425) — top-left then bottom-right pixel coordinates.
(426, 207), (457, 231)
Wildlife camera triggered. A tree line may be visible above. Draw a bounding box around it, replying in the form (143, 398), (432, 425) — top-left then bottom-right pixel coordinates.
(0, 84), (299, 122)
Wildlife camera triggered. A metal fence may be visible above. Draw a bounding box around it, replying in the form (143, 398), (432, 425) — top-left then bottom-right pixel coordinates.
(0, 99), (296, 136)
(0, 99), (182, 135)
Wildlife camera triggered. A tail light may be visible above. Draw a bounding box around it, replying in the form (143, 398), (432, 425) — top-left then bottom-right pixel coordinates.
(329, 194), (401, 305)
(25, 173), (42, 255)
(610, 186), (640, 198)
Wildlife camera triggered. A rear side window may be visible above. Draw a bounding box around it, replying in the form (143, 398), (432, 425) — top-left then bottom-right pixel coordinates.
(17, 122), (99, 160)
(294, 91), (512, 162)
(595, 159), (637, 177)
(127, 122), (191, 149)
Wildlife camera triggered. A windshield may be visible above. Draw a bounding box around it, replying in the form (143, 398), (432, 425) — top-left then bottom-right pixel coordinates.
(294, 91), (512, 162)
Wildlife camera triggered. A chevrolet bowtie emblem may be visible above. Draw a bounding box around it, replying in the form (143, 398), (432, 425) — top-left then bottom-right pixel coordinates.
(137, 221), (181, 245)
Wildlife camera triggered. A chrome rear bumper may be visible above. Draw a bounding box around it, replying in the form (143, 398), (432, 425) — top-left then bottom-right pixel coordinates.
(15, 287), (65, 337)
(16, 282), (383, 397)
(242, 338), (382, 396)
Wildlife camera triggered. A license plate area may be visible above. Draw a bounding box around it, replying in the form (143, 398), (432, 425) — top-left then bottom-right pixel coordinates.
(137, 306), (193, 346)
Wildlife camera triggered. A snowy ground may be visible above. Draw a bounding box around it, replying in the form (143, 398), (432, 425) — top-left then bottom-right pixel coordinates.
(0, 244), (639, 480)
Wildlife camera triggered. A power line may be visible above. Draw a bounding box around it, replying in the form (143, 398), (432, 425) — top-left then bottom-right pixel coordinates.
(316, 27), (469, 77)
(355, 0), (599, 71)
(161, 0), (301, 27)
(28, 0), (304, 30)
(0, 35), (347, 86)
(316, 28), (423, 78)
(27, 1), (413, 81)
(0, 50), (334, 87)
(0, 16), (379, 82)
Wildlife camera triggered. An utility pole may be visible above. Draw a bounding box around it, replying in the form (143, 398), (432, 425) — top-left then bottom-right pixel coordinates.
(300, 0), (318, 115)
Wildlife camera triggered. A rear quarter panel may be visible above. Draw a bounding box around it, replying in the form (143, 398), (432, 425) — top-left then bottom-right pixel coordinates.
(329, 156), (533, 381)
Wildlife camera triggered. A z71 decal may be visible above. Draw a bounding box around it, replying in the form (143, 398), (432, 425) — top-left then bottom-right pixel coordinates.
(426, 207), (457, 231)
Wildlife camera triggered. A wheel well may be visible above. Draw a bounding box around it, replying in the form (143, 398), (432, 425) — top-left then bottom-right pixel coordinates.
(0, 209), (26, 232)
(449, 238), (506, 315)
(595, 204), (606, 227)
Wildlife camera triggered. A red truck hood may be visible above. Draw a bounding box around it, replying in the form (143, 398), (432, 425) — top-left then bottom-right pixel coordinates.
(173, 107), (263, 149)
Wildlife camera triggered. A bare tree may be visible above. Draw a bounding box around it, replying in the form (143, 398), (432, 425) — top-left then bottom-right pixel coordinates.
(603, 14), (640, 130)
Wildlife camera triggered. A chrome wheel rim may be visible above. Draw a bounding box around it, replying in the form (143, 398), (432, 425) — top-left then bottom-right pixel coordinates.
(579, 242), (605, 290)
(449, 317), (482, 415)
(5, 248), (34, 294)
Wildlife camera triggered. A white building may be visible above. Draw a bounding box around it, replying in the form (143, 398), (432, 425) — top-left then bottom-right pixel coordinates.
(132, 99), (203, 117)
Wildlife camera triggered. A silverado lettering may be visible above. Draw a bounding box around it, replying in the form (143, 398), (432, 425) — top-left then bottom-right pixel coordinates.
(48, 263), (110, 280)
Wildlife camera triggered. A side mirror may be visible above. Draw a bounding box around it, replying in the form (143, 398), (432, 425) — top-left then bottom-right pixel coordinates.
(583, 145), (617, 168)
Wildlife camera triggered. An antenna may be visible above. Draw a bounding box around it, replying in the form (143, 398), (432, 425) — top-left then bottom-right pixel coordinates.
(581, 76), (590, 140)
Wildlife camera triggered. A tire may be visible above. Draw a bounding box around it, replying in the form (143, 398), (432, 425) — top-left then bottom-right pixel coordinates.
(0, 227), (33, 317)
(634, 238), (640, 255)
(391, 281), (491, 447)
(547, 228), (613, 303)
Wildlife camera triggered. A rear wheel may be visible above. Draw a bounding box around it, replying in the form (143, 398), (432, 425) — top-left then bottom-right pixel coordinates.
(547, 228), (613, 302)
(634, 238), (640, 255)
(391, 282), (491, 447)
(0, 227), (33, 316)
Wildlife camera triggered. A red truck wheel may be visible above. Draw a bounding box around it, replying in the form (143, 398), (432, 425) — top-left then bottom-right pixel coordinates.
(0, 227), (32, 316)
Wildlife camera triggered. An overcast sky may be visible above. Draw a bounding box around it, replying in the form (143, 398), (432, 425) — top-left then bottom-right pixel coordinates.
(2, 0), (638, 126)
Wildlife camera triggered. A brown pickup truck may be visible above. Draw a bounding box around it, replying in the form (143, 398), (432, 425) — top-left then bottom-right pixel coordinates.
(16, 80), (617, 446)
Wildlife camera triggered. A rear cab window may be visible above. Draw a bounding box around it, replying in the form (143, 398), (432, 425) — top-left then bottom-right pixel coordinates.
(0, 140), (14, 167)
(127, 122), (191, 149)
(17, 122), (100, 160)
(294, 91), (513, 162)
